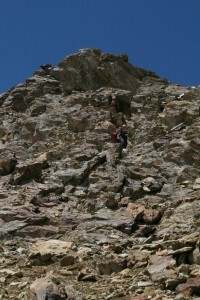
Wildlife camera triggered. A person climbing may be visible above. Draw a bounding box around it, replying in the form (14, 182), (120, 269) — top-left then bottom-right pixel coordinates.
(118, 124), (128, 148)
(111, 124), (128, 149)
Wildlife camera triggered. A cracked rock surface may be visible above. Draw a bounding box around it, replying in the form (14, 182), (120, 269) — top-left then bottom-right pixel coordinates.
(0, 48), (200, 299)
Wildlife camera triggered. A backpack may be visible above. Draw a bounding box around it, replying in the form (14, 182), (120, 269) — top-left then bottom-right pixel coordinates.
(111, 130), (121, 143)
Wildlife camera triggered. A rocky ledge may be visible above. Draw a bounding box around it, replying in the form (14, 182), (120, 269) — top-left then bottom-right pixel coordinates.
(0, 48), (200, 299)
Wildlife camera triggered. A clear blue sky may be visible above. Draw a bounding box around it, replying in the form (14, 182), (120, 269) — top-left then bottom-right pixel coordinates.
(1, 0), (200, 93)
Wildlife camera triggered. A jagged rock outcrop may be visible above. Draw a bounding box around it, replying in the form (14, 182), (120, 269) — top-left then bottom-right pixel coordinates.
(0, 48), (200, 299)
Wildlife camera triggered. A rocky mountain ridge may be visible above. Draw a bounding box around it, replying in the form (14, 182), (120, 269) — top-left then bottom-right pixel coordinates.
(0, 48), (200, 299)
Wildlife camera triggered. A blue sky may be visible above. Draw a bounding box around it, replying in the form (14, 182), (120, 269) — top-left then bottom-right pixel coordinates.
(0, 0), (200, 93)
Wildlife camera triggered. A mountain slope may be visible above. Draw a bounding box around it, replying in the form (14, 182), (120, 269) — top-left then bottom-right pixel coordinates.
(0, 48), (200, 299)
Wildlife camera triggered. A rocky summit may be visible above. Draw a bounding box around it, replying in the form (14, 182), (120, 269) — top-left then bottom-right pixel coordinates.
(0, 48), (200, 300)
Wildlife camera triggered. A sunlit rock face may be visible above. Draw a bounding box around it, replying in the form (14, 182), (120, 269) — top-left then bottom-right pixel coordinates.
(0, 48), (200, 299)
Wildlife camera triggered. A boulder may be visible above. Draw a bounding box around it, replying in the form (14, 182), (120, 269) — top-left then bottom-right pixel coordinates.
(26, 276), (66, 300)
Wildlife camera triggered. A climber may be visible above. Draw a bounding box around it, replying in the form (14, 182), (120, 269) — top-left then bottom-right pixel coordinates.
(111, 124), (128, 149)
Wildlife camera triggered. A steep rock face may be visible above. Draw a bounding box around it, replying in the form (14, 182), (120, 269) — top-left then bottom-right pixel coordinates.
(0, 48), (200, 299)
(51, 48), (158, 93)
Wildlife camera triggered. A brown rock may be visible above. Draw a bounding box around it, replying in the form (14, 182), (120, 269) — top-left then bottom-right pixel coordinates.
(13, 160), (48, 184)
(0, 155), (17, 176)
(59, 255), (75, 266)
(97, 259), (127, 275)
(176, 278), (200, 297)
(29, 239), (74, 264)
(26, 276), (66, 299)
(188, 246), (200, 265)
(147, 255), (177, 284)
